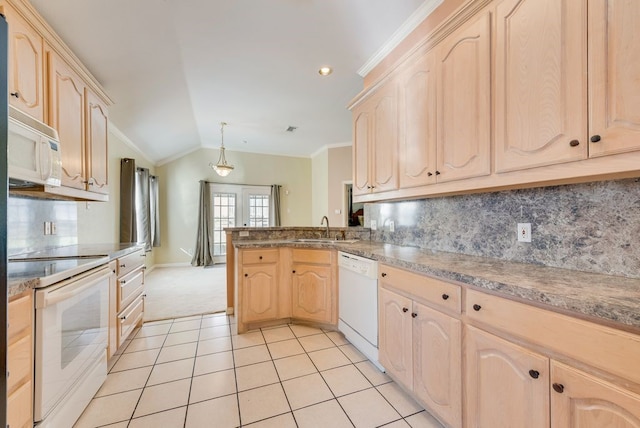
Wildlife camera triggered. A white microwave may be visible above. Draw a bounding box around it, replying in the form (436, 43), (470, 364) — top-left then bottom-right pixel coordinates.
(8, 106), (62, 187)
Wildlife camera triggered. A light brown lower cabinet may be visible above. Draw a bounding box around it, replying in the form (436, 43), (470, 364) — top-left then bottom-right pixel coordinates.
(7, 290), (34, 428)
(236, 248), (337, 333)
(551, 361), (640, 427)
(242, 263), (280, 323)
(110, 250), (146, 351)
(291, 248), (337, 325)
(378, 265), (462, 428)
(465, 325), (550, 428)
(465, 289), (640, 428)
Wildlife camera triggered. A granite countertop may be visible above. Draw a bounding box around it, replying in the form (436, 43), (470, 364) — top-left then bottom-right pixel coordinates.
(235, 239), (640, 331)
(8, 243), (144, 297)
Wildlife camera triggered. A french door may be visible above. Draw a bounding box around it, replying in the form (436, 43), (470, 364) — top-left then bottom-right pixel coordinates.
(210, 184), (271, 263)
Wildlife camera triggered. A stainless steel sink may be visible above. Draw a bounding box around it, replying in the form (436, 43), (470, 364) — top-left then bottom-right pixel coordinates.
(289, 238), (359, 244)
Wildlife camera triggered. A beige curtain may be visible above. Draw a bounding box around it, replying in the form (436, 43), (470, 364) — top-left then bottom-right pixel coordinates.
(191, 180), (214, 266)
(270, 185), (282, 226)
(150, 175), (160, 247)
(120, 158), (137, 243)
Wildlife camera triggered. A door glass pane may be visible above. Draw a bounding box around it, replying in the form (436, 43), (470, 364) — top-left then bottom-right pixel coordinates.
(211, 193), (236, 256)
(248, 195), (269, 227)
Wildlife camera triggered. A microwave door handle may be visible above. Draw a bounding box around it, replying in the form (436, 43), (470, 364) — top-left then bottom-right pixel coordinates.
(40, 138), (52, 181)
(39, 268), (111, 308)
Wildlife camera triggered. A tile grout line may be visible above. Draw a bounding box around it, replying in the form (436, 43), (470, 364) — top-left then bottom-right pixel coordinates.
(90, 316), (433, 428)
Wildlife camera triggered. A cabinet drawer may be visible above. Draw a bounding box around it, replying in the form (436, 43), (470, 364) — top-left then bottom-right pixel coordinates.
(465, 288), (640, 386)
(118, 294), (144, 348)
(117, 267), (144, 312)
(379, 264), (461, 314)
(8, 291), (32, 341)
(7, 334), (31, 394)
(7, 380), (32, 428)
(243, 249), (279, 264)
(292, 248), (332, 264)
(117, 249), (145, 277)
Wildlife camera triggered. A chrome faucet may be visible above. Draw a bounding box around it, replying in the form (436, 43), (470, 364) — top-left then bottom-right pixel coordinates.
(321, 216), (330, 238)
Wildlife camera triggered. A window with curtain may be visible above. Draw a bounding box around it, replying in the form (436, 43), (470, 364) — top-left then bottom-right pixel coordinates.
(120, 158), (160, 250)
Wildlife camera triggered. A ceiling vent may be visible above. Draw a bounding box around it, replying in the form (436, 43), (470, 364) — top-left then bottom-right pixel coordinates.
(286, 126), (298, 132)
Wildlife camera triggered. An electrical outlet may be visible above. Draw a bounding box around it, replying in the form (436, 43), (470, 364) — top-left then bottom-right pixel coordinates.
(239, 231), (250, 237)
(370, 220), (377, 231)
(44, 221), (51, 235)
(517, 223), (532, 242)
(51, 222), (57, 235)
(389, 221), (395, 232)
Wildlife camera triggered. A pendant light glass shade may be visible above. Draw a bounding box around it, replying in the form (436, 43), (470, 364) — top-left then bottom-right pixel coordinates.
(209, 122), (234, 176)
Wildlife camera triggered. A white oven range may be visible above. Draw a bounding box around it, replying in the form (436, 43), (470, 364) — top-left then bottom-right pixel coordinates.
(9, 256), (111, 428)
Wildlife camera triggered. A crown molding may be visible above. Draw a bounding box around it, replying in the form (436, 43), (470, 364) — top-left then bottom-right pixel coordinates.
(357, 0), (444, 78)
(108, 122), (156, 166)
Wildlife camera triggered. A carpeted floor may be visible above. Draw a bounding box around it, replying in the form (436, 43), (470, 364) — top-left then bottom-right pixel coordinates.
(143, 265), (227, 322)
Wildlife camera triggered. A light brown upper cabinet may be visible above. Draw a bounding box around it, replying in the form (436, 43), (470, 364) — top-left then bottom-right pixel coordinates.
(495, 0), (587, 172)
(49, 48), (109, 196)
(436, 11), (491, 183)
(4, 2), (45, 121)
(48, 49), (87, 190)
(588, 0), (640, 157)
(398, 11), (491, 190)
(86, 90), (109, 195)
(352, 80), (399, 196)
(398, 51), (437, 188)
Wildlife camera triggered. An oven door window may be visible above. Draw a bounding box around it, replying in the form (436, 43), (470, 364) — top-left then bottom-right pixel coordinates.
(61, 289), (103, 370)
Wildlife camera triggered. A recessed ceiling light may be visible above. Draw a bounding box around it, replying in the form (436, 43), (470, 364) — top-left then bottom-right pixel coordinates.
(318, 66), (333, 76)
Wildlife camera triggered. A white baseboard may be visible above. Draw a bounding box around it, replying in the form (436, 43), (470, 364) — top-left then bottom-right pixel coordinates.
(152, 262), (192, 268)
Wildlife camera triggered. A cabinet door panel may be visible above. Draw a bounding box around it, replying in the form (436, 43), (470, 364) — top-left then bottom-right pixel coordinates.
(48, 51), (86, 189)
(5, 3), (44, 120)
(372, 82), (398, 193)
(379, 288), (413, 387)
(495, 0), (587, 172)
(291, 264), (332, 323)
(352, 108), (371, 196)
(399, 51), (437, 188)
(588, 0), (640, 157)
(413, 302), (461, 428)
(465, 325), (549, 428)
(86, 89), (109, 194)
(551, 361), (640, 428)
(242, 264), (279, 323)
(437, 12), (491, 182)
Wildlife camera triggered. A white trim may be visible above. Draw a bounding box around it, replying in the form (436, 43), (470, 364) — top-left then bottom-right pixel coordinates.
(310, 141), (353, 158)
(155, 145), (202, 167)
(108, 122), (156, 166)
(152, 262), (192, 268)
(357, 0), (444, 78)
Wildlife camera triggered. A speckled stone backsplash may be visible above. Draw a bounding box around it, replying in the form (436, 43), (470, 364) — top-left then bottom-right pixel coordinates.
(366, 178), (640, 278)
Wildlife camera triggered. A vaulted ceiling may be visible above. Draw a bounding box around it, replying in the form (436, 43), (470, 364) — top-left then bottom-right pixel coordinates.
(29, 0), (428, 164)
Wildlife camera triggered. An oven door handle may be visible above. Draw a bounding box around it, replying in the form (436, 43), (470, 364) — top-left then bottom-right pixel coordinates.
(37, 266), (111, 308)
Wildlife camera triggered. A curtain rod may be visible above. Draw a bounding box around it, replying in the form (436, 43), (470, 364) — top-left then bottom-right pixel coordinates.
(203, 181), (280, 188)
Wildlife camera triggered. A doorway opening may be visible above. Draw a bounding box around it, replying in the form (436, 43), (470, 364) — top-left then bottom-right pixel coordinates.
(344, 182), (365, 227)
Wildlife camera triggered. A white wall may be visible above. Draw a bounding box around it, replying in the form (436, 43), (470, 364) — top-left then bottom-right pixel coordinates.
(311, 149), (328, 224)
(154, 148), (312, 264)
(327, 145), (352, 227)
(76, 126), (157, 264)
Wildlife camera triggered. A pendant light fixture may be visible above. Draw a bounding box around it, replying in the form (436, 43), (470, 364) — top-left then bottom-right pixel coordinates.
(209, 121), (234, 177)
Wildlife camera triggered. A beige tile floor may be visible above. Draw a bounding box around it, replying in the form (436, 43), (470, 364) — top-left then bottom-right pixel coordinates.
(74, 313), (444, 428)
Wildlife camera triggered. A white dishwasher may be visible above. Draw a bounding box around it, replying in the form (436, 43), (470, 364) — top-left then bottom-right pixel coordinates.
(338, 251), (384, 371)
